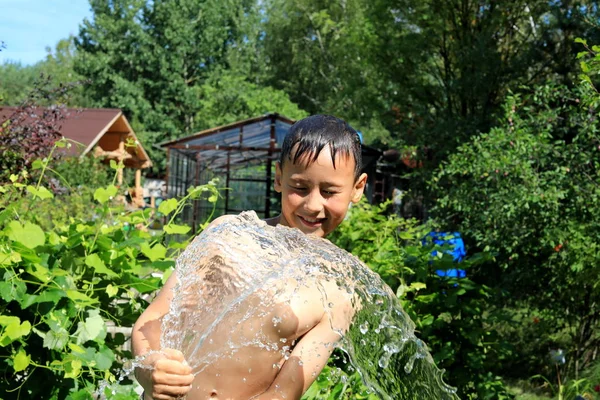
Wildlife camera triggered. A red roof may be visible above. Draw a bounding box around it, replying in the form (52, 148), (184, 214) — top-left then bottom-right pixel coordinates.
(0, 107), (151, 168)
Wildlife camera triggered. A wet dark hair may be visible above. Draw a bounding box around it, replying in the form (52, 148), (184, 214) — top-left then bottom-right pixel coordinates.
(279, 115), (363, 180)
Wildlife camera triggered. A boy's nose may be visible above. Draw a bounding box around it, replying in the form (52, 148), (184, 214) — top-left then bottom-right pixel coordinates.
(304, 191), (324, 213)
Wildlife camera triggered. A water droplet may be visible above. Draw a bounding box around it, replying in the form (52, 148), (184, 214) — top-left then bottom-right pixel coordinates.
(242, 377), (247, 382)
(328, 302), (334, 308)
(359, 322), (369, 334)
(378, 355), (390, 368)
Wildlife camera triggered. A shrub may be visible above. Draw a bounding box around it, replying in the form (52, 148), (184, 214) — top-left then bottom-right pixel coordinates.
(330, 201), (511, 399)
(0, 155), (218, 399)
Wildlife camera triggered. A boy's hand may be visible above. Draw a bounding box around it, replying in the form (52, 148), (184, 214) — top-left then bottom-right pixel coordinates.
(144, 348), (194, 400)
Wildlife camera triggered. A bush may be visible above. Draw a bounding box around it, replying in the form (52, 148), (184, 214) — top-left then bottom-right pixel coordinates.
(330, 201), (512, 399)
(0, 156), (218, 399)
(430, 82), (600, 381)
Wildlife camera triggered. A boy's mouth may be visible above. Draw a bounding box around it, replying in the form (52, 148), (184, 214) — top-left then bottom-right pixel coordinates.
(298, 215), (326, 228)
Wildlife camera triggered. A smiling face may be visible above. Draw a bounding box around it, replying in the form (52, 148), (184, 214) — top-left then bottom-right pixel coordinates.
(274, 146), (367, 237)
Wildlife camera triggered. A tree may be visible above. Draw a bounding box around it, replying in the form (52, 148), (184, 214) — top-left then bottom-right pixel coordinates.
(261, 0), (391, 145)
(261, 0), (600, 164)
(74, 0), (306, 174)
(431, 81), (600, 378)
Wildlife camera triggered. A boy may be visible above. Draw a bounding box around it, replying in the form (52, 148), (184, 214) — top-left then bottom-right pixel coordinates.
(132, 114), (368, 400)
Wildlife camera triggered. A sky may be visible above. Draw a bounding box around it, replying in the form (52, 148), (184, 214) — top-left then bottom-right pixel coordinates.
(0, 0), (93, 66)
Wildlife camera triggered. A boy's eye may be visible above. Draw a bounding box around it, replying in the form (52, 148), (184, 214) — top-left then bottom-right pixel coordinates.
(289, 185), (307, 192)
(322, 190), (339, 196)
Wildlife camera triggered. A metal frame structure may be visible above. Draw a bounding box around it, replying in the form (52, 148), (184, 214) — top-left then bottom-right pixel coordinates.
(160, 113), (384, 231)
(159, 114), (295, 231)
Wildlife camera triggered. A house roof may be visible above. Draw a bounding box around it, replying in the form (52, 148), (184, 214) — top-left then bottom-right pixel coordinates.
(0, 107), (152, 169)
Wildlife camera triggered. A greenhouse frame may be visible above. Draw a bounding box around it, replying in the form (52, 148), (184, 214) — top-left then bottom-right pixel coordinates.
(159, 113), (382, 232)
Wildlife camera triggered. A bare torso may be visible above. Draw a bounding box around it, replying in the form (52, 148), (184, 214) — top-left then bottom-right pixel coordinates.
(186, 282), (330, 399)
(162, 214), (354, 400)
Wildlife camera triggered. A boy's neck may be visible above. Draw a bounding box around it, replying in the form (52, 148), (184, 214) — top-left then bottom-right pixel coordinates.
(264, 215), (281, 227)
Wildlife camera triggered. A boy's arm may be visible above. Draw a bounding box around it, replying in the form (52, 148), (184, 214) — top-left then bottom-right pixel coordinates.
(131, 273), (194, 399)
(253, 315), (345, 400)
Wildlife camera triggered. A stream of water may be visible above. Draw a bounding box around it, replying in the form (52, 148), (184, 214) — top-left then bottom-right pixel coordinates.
(152, 211), (459, 399)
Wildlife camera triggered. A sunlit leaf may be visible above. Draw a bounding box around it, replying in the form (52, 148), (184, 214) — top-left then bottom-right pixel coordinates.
(105, 284), (119, 298)
(157, 198), (178, 216)
(163, 224), (191, 235)
(7, 221), (45, 249)
(75, 309), (106, 344)
(85, 254), (118, 277)
(140, 243), (167, 262)
(26, 185), (54, 200)
(13, 349), (30, 372)
(93, 185), (118, 204)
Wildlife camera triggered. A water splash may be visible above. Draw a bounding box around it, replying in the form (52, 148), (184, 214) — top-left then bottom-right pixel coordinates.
(151, 211), (458, 399)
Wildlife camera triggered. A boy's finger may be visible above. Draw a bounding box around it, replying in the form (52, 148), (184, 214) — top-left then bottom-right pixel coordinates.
(161, 348), (185, 362)
(153, 372), (194, 387)
(151, 383), (192, 399)
(154, 358), (193, 375)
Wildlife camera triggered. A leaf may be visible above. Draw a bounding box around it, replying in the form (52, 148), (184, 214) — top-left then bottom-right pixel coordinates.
(109, 159), (123, 170)
(0, 251), (22, 265)
(31, 159), (44, 170)
(157, 198), (178, 216)
(68, 343), (86, 354)
(399, 231), (414, 240)
(7, 221), (45, 249)
(420, 315), (435, 326)
(75, 309), (106, 344)
(64, 358), (82, 379)
(105, 284), (119, 298)
(85, 254), (118, 277)
(163, 224), (191, 235)
(43, 328), (70, 350)
(28, 289), (65, 307)
(93, 185), (118, 204)
(0, 280), (27, 303)
(0, 315), (20, 326)
(13, 349), (30, 372)
(26, 185), (54, 200)
(66, 290), (99, 305)
(26, 263), (52, 283)
(94, 346), (115, 370)
(409, 282), (427, 291)
(140, 243), (167, 262)
(0, 319), (31, 346)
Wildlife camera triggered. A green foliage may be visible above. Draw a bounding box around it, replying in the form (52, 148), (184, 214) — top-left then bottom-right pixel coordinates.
(195, 70), (308, 129)
(330, 201), (511, 399)
(74, 0), (301, 173)
(302, 364), (379, 400)
(0, 152), (219, 398)
(431, 81), (600, 380)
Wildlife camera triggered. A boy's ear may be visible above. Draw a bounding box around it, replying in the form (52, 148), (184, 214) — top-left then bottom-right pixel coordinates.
(274, 162), (283, 193)
(351, 173), (368, 203)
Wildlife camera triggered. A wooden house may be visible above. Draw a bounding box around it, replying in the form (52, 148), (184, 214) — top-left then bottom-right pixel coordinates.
(0, 107), (152, 207)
